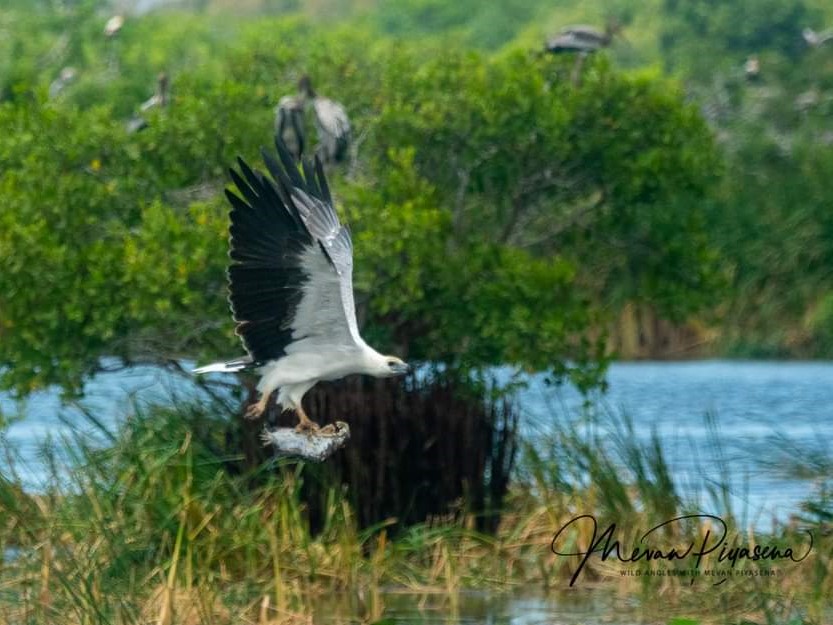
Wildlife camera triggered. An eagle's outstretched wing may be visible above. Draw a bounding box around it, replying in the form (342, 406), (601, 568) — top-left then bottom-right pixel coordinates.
(225, 139), (360, 365)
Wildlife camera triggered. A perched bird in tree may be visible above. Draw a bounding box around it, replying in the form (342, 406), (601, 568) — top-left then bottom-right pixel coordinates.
(803, 27), (833, 47)
(48, 66), (77, 99)
(104, 15), (124, 39)
(544, 23), (622, 86)
(298, 75), (351, 164)
(744, 56), (761, 81)
(545, 23), (620, 54)
(193, 140), (409, 431)
(104, 14), (125, 72)
(140, 72), (169, 111)
(126, 73), (169, 134)
(274, 93), (306, 161)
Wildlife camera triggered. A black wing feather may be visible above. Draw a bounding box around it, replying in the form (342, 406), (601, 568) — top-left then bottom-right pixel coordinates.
(301, 159), (320, 198)
(226, 138), (346, 363)
(275, 135), (306, 189)
(315, 157), (332, 205)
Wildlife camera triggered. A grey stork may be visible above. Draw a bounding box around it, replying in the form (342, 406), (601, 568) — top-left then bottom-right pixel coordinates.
(545, 23), (622, 86)
(274, 93), (306, 162)
(104, 15), (124, 39)
(744, 56), (761, 82)
(545, 23), (620, 54)
(298, 75), (351, 164)
(803, 27), (833, 47)
(126, 73), (169, 134)
(48, 66), (77, 99)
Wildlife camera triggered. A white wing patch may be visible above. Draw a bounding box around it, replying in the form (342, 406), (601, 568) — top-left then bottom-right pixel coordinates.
(285, 234), (361, 354)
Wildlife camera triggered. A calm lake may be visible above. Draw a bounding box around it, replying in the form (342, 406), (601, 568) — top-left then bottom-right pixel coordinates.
(520, 360), (833, 530)
(1, 360), (830, 623)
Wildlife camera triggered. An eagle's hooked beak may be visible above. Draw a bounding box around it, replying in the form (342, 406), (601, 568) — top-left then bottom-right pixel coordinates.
(392, 361), (411, 375)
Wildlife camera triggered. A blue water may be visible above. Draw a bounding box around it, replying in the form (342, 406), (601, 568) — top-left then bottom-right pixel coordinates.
(316, 590), (637, 625)
(2, 361), (831, 529)
(517, 360), (833, 529)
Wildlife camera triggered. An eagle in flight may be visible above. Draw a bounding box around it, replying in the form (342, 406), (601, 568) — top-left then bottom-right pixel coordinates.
(194, 140), (409, 431)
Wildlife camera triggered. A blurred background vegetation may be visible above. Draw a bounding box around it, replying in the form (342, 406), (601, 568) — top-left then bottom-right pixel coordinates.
(2, 0), (833, 399)
(1, 0), (833, 623)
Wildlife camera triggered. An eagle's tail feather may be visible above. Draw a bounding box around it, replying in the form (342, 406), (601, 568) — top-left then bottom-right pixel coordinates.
(193, 357), (253, 375)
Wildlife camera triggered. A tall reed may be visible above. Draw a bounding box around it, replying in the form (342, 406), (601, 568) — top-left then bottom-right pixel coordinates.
(0, 397), (828, 624)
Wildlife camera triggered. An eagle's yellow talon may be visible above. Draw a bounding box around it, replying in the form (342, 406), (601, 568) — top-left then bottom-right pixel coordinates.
(244, 399), (267, 419)
(295, 420), (320, 433)
(318, 424), (337, 436)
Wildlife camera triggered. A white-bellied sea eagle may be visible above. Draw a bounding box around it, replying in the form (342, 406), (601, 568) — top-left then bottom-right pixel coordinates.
(194, 140), (409, 431)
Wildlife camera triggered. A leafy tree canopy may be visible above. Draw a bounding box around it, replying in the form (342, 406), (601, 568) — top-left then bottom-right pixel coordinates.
(0, 11), (721, 397)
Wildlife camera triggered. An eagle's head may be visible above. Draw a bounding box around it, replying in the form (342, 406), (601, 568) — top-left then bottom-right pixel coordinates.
(380, 356), (410, 377)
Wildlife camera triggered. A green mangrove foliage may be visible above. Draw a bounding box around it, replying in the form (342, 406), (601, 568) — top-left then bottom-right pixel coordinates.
(0, 11), (721, 396)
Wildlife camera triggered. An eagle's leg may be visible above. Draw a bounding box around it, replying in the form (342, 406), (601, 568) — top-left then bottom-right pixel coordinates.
(244, 392), (270, 419)
(295, 405), (320, 433)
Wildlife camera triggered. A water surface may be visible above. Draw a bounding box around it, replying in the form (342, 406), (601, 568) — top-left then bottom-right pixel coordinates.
(315, 589), (644, 625)
(519, 361), (832, 528)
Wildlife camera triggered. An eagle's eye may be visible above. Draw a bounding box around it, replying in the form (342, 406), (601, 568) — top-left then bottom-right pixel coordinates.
(386, 359), (410, 375)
